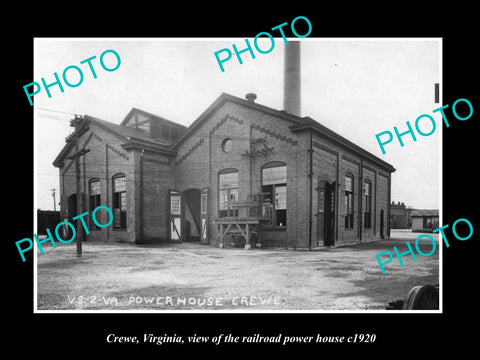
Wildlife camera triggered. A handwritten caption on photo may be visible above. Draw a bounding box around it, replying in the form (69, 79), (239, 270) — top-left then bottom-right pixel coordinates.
(67, 294), (282, 307)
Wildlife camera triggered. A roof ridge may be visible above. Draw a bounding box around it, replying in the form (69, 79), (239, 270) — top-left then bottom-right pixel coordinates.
(83, 115), (173, 148)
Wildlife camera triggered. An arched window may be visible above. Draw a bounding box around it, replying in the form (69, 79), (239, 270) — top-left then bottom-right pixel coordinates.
(345, 173), (354, 229)
(364, 179), (372, 228)
(89, 178), (101, 230)
(262, 162), (287, 228)
(112, 173), (127, 230)
(218, 169), (239, 218)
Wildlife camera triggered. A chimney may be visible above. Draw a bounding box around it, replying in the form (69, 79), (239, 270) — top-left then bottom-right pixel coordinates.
(284, 41), (301, 116)
(245, 93), (257, 103)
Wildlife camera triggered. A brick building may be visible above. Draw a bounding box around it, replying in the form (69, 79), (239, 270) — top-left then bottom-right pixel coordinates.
(53, 91), (395, 248)
(411, 209), (439, 232)
(390, 201), (412, 229)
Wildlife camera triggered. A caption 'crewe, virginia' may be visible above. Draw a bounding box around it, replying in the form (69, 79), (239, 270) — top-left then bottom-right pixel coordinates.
(53, 43), (395, 250)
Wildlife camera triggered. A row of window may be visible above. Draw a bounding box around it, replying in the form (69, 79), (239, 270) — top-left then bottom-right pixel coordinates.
(218, 166), (375, 231)
(86, 170), (374, 233)
(345, 174), (372, 230)
(89, 174), (127, 230)
(218, 162), (287, 228)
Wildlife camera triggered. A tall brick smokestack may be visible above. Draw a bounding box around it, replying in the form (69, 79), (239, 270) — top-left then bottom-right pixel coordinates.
(283, 41), (301, 117)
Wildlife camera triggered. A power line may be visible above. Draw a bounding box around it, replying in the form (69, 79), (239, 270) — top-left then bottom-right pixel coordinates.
(37, 107), (78, 116)
(37, 114), (70, 122)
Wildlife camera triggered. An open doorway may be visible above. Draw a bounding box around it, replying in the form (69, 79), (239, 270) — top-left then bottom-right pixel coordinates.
(184, 188), (201, 242)
(317, 180), (336, 247)
(380, 209), (385, 239)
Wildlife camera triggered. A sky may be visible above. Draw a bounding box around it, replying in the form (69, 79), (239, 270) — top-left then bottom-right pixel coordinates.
(34, 38), (441, 211)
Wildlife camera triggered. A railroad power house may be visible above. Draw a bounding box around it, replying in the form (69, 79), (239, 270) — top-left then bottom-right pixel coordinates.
(53, 91), (395, 249)
(53, 43), (395, 249)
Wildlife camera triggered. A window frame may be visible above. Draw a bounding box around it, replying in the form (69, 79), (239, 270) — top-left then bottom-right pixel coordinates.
(218, 168), (239, 218)
(112, 173), (127, 230)
(261, 162), (287, 229)
(344, 173), (354, 229)
(221, 138), (233, 153)
(89, 178), (101, 230)
(364, 179), (372, 228)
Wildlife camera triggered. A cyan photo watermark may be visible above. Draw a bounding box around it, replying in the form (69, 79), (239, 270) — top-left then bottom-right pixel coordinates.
(375, 98), (473, 155)
(214, 16), (312, 72)
(16, 205), (114, 262)
(375, 217), (473, 274)
(23, 49), (121, 106)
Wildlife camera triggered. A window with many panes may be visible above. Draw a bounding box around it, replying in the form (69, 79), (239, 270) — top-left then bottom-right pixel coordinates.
(113, 174), (127, 230)
(89, 179), (101, 230)
(262, 163), (287, 228)
(218, 169), (239, 218)
(364, 179), (372, 228)
(345, 174), (354, 229)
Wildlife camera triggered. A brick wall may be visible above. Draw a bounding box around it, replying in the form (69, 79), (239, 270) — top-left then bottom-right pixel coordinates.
(59, 123), (136, 243)
(58, 101), (393, 248)
(139, 152), (175, 242)
(361, 165), (376, 240)
(175, 100), (306, 248)
(376, 172), (390, 238)
(311, 143), (338, 247)
(312, 133), (392, 247)
(338, 156), (361, 245)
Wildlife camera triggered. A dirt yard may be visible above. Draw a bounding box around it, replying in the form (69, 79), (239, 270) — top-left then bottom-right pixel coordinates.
(36, 230), (440, 311)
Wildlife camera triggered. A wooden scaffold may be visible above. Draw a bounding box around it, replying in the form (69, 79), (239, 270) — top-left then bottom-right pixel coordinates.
(213, 193), (271, 249)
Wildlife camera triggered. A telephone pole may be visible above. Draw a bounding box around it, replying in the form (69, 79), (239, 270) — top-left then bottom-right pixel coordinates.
(67, 115), (90, 257)
(50, 188), (56, 211)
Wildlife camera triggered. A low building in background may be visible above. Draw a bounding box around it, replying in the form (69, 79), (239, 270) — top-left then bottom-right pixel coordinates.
(411, 209), (439, 232)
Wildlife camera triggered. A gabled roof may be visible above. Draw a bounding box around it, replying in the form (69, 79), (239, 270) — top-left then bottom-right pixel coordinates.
(121, 107), (186, 130)
(411, 209), (439, 217)
(174, 92), (395, 173)
(173, 92), (305, 150)
(53, 92), (396, 173)
(53, 115), (174, 167)
(87, 115), (170, 145)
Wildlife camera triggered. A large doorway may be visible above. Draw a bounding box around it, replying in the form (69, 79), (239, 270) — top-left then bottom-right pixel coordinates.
(200, 188), (209, 244)
(317, 180), (336, 247)
(168, 188), (209, 243)
(380, 209), (385, 239)
(168, 190), (183, 242)
(184, 188), (201, 242)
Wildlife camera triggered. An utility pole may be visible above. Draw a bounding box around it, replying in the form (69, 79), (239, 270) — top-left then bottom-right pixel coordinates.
(50, 188), (56, 211)
(67, 115), (90, 258)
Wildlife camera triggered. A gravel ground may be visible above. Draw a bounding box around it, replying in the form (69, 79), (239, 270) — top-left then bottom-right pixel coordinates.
(36, 230), (440, 311)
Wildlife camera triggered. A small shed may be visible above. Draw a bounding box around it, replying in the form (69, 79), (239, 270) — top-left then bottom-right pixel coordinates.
(411, 209), (439, 232)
